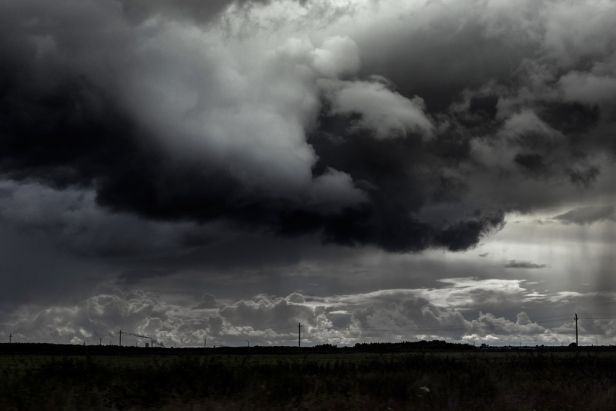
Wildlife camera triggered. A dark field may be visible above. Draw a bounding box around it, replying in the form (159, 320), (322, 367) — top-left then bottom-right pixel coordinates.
(2, 345), (616, 410)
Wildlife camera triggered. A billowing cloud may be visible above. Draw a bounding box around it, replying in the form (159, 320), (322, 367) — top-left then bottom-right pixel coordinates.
(3, 0), (608, 256)
(559, 72), (616, 106)
(4, 279), (610, 346)
(325, 79), (434, 139)
(0, 0), (512, 253)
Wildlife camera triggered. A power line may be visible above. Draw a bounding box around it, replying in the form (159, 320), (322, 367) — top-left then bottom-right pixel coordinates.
(578, 317), (616, 321)
(528, 316), (573, 322)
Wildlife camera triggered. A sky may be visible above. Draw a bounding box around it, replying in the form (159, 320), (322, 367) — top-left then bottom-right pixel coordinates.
(1, 0), (616, 347)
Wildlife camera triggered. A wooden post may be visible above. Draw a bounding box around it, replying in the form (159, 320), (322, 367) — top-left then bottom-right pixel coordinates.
(574, 313), (578, 347)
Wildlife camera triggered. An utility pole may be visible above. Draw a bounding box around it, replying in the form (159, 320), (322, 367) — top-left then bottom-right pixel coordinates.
(119, 330), (122, 347)
(298, 322), (302, 348)
(99, 337), (102, 346)
(9, 333), (12, 344)
(203, 337), (206, 348)
(574, 313), (579, 347)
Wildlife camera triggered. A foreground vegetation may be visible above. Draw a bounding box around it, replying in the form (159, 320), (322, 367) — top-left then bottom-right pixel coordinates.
(1, 346), (616, 410)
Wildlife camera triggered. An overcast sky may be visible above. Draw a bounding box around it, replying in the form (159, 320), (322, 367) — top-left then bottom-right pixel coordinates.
(1, 0), (616, 347)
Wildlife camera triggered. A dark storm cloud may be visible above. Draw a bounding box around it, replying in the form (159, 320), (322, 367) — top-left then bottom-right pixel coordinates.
(0, 0), (507, 255)
(358, 17), (536, 113)
(1, 0), (616, 262)
(353, 0), (616, 204)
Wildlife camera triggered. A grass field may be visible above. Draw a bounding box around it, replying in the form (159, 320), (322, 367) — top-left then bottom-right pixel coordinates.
(1, 346), (616, 410)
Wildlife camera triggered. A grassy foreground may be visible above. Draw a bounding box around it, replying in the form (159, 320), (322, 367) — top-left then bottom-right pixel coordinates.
(1, 348), (616, 410)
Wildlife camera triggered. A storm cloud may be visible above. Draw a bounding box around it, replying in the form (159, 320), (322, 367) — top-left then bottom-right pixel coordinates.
(1, 0), (616, 345)
(6, 0), (615, 255)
